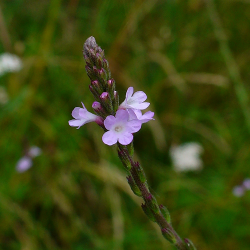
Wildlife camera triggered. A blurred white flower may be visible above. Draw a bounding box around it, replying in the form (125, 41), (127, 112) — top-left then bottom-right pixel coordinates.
(0, 86), (9, 104)
(170, 142), (203, 172)
(0, 53), (22, 76)
(16, 146), (41, 173)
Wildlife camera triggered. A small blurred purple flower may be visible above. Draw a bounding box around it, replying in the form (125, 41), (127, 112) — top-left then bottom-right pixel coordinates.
(16, 146), (42, 173)
(28, 146), (41, 158)
(119, 87), (150, 110)
(102, 109), (141, 146)
(16, 156), (32, 173)
(69, 102), (103, 129)
(242, 178), (250, 190)
(128, 109), (154, 124)
(232, 185), (245, 197)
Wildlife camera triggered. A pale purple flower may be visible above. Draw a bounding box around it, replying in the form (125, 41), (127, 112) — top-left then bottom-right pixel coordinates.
(127, 109), (154, 124)
(69, 102), (103, 129)
(102, 109), (141, 146)
(16, 156), (32, 173)
(28, 146), (41, 157)
(232, 185), (245, 197)
(16, 146), (42, 173)
(119, 87), (150, 110)
(242, 178), (250, 190)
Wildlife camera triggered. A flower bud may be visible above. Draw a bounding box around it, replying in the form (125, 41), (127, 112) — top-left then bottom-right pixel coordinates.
(161, 228), (176, 244)
(92, 101), (107, 118)
(85, 65), (95, 80)
(91, 80), (104, 95)
(133, 162), (146, 183)
(159, 204), (171, 224)
(95, 116), (104, 128)
(113, 91), (119, 112)
(89, 85), (100, 101)
(107, 79), (115, 98)
(127, 175), (142, 196)
(145, 194), (160, 214)
(141, 203), (156, 222)
(100, 92), (113, 114)
(118, 148), (132, 170)
(184, 238), (196, 250)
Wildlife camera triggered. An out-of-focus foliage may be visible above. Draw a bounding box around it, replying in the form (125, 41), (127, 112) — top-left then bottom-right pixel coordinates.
(1, 0), (250, 249)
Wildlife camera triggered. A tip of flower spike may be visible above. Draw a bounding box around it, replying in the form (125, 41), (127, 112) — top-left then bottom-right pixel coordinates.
(84, 36), (97, 50)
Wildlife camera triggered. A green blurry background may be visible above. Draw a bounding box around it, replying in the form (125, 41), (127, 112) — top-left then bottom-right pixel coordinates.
(1, 0), (250, 249)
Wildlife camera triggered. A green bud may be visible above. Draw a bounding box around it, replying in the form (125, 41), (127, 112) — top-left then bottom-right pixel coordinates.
(127, 176), (142, 196)
(141, 203), (156, 222)
(159, 204), (171, 224)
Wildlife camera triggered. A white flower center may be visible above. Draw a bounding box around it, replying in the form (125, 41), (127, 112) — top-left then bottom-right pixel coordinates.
(114, 125), (123, 132)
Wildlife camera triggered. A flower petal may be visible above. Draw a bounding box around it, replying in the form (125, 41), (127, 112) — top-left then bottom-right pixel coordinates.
(115, 109), (129, 123)
(118, 132), (133, 145)
(129, 102), (150, 110)
(126, 87), (134, 99)
(68, 119), (85, 128)
(130, 91), (147, 103)
(127, 120), (141, 133)
(104, 115), (116, 130)
(72, 107), (82, 119)
(102, 131), (118, 145)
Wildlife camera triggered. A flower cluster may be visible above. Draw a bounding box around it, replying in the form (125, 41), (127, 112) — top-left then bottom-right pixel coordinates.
(69, 87), (154, 145)
(16, 146), (41, 173)
(232, 178), (250, 197)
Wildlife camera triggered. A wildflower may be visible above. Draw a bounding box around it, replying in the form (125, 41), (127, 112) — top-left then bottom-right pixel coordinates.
(28, 146), (41, 157)
(16, 156), (32, 173)
(69, 102), (103, 129)
(0, 53), (22, 76)
(102, 109), (141, 146)
(242, 178), (250, 190)
(16, 146), (41, 173)
(119, 87), (150, 110)
(170, 142), (203, 172)
(127, 109), (154, 124)
(232, 185), (245, 197)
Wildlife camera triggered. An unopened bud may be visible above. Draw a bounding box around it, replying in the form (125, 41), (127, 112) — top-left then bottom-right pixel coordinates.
(107, 79), (115, 98)
(145, 194), (160, 214)
(113, 91), (119, 112)
(89, 85), (100, 101)
(161, 228), (176, 244)
(91, 80), (104, 95)
(127, 176), (142, 196)
(133, 162), (146, 183)
(118, 148), (132, 170)
(159, 204), (171, 224)
(141, 203), (156, 222)
(92, 101), (107, 118)
(184, 239), (196, 250)
(94, 116), (104, 128)
(100, 92), (113, 113)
